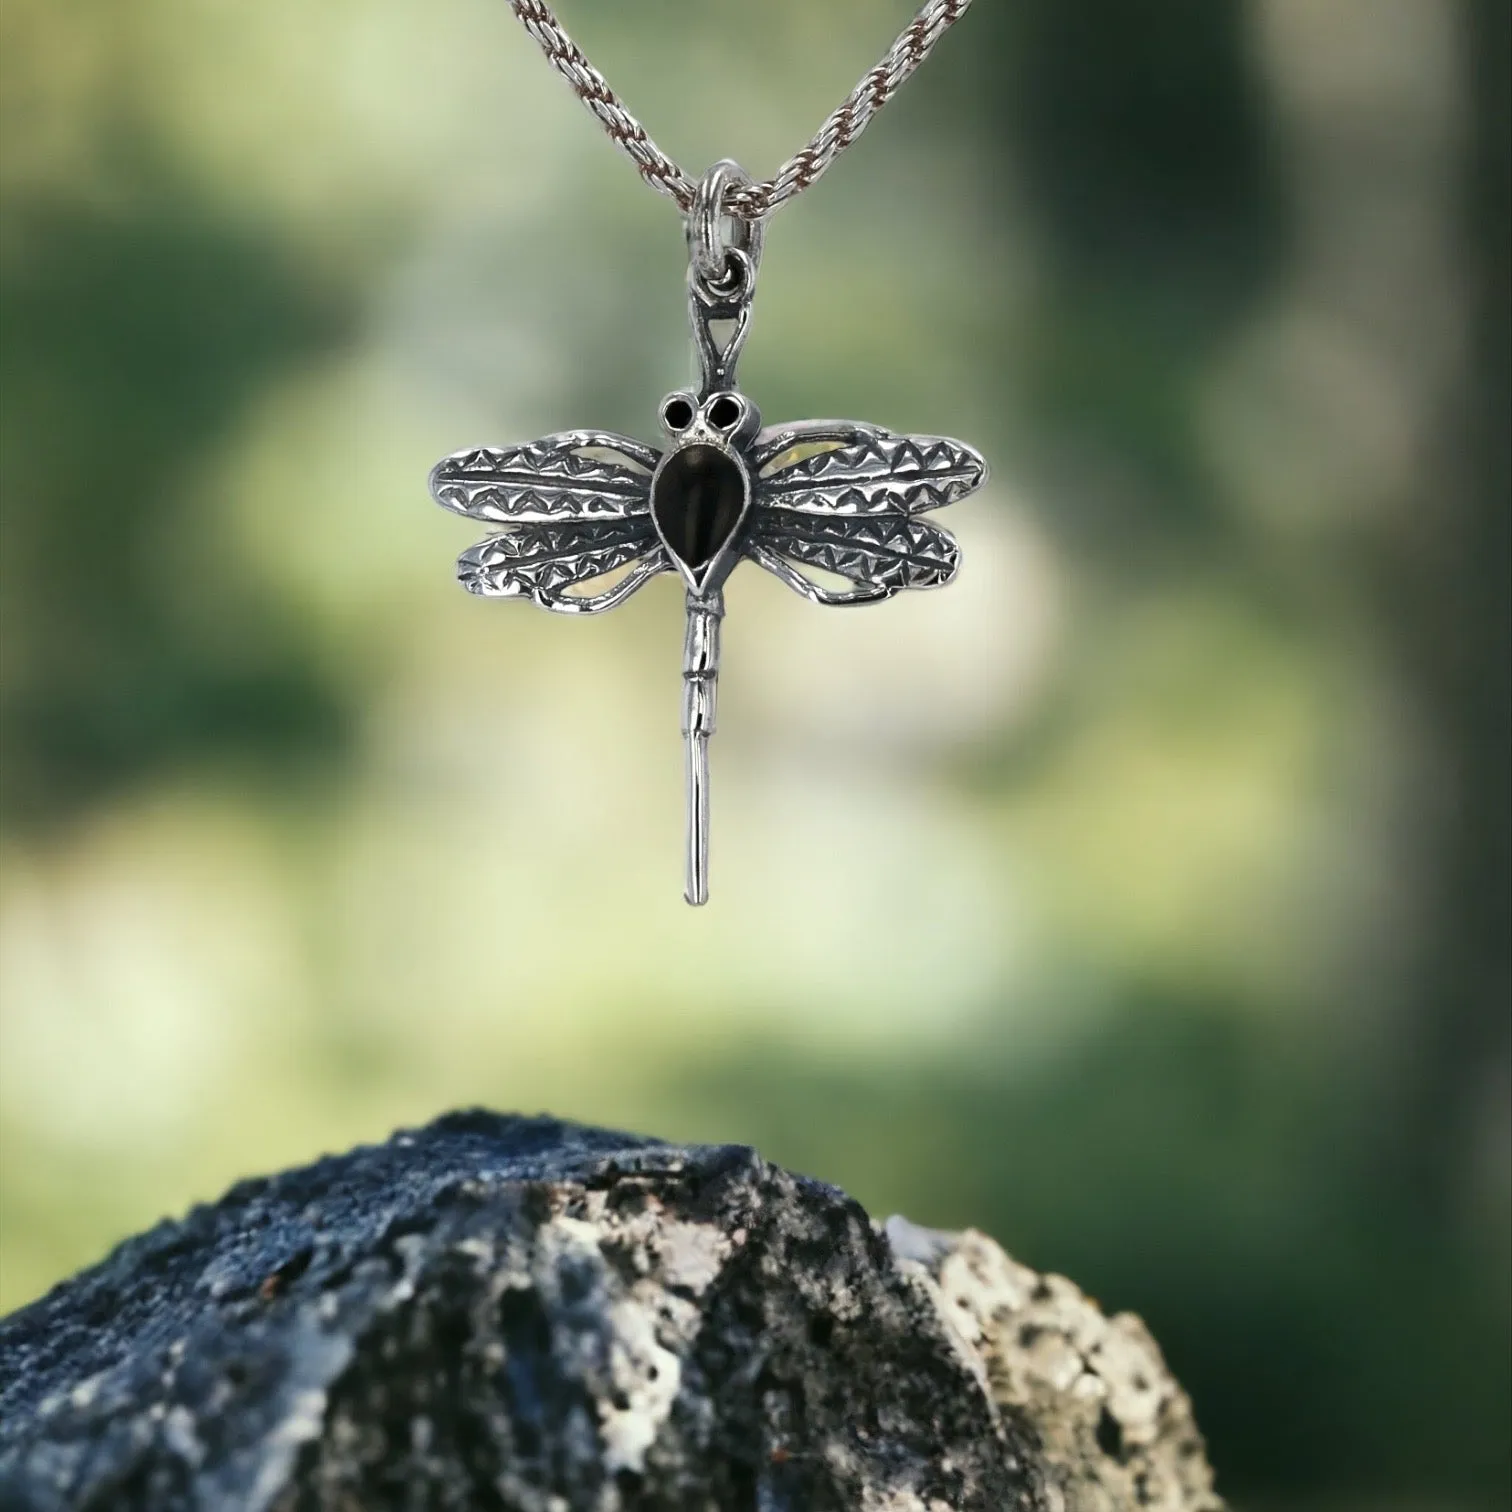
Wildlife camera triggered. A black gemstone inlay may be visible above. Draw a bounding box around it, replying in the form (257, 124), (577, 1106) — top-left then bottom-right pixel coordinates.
(652, 444), (746, 575)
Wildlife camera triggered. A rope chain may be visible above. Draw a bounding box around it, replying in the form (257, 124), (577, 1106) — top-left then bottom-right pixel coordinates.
(506, 0), (972, 222)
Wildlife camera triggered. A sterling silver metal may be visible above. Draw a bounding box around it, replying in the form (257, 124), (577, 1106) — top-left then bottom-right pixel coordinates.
(430, 162), (987, 904)
(506, 0), (974, 220)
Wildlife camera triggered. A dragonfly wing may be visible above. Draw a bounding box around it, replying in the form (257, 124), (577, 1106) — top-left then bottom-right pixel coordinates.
(744, 543), (896, 607)
(431, 430), (658, 524)
(747, 508), (960, 605)
(459, 516), (669, 614)
(752, 420), (986, 517)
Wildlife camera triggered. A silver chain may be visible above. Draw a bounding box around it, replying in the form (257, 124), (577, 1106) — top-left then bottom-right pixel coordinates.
(507, 0), (973, 223)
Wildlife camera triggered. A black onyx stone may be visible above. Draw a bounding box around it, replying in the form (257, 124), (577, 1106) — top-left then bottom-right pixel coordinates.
(652, 444), (747, 576)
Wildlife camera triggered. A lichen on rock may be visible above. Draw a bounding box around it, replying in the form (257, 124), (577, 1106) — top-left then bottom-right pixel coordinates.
(885, 1219), (1224, 1512)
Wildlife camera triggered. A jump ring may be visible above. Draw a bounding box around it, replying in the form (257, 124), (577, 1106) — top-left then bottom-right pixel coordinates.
(694, 247), (756, 307)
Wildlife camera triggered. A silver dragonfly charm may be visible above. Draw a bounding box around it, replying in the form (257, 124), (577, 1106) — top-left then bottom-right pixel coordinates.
(429, 163), (987, 904)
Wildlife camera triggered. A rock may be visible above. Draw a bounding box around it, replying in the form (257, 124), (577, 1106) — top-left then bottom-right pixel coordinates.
(0, 1111), (1222, 1511)
(886, 1221), (1223, 1512)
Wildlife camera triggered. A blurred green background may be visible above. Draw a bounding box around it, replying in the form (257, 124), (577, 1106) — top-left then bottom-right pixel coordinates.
(1, 0), (1507, 1506)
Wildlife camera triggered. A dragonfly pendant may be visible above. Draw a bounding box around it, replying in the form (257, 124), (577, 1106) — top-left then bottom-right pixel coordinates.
(429, 163), (987, 904)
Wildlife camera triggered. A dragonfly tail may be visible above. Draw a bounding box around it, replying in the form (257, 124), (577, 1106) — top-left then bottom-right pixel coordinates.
(682, 591), (724, 905)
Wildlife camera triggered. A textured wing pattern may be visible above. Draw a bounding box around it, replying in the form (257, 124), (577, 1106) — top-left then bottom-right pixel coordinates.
(749, 509), (959, 593)
(748, 421), (980, 603)
(431, 431), (657, 524)
(755, 424), (986, 517)
(459, 517), (668, 613)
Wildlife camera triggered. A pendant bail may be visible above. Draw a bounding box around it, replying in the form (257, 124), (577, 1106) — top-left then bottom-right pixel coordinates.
(688, 160), (764, 302)
(686, 161), (764, 397)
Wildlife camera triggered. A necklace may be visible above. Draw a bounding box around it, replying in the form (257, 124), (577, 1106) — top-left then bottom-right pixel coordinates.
(429, 1), (986, 905)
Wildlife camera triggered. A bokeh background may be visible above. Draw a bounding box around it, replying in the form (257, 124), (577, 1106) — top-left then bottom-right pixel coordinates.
(2, 0), (1508, 1505)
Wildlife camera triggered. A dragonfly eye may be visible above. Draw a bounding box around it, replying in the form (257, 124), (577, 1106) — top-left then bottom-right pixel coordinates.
(661, 394), (696, 434)
(705, 393), (745, 433)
